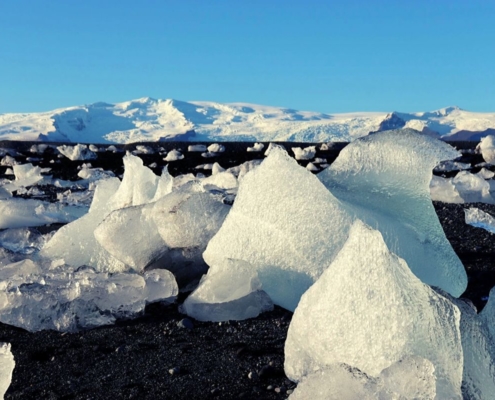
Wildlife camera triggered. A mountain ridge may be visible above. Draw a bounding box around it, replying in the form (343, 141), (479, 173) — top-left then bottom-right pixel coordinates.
(1, 98), (494, 144)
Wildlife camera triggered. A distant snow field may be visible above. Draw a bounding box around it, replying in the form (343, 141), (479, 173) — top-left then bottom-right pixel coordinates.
(1, 131), (495, 397)
(1, 97), (494, 144)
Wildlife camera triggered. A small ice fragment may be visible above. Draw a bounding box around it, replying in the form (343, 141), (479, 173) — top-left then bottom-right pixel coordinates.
(163, 149), (184, 162)
(464, 207), (495, 234)
(292, 146), (316, 160)
(305, 162), (319, 172)
(247, 143), (264, 152)
(0, 343), (15, 398)
(476, 135), (495, 165)
(211, 162), (225, 175)
(57, 144), (97, 161)
(207, 143), (225, 153)
(188, 144), (207, 152)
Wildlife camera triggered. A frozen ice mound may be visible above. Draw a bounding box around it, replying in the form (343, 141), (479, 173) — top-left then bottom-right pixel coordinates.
(203, 147), (353, 311)
(476, 135), (495, 165)
(181, 259), (273, 322)
(464, 207), (495, 233)
(41, 154), (173, 272)
(57, 144), (97, 161)
(284, 221), (463, 399)
(247, 143), (264, 152)
(289, 358), (437, 400)
(163, 149), (184, 162)
(0, 343), (14, 399)
(319, 129), (467, 297)
(0, 259), (178, 332)
(0, 198), (86, 230)
(430, 172), (495, 204)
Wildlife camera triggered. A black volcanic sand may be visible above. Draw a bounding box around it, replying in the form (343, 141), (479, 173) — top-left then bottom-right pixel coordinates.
(0, 140), (494, 399)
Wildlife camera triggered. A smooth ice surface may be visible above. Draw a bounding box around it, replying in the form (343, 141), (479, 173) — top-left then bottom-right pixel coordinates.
(144, 269), (178, 303)
(0, 343), (14, 399)
(284, 221), (463, 399)
(57, 144), (97, 161)
(289, 358), (437, 400)
(181, 259), (273, 322)
(203, 147), (353, 311)
(188, 144), (207, 152)
(319, 129), (467, 297)
(0, 198), (86, 229)
(477, 135), (495, 164)
(94, 202), (166, 272)
(464, 207), (495, 233)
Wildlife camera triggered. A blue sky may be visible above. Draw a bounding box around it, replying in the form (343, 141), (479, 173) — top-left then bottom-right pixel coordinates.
(0, 0), (493, 113)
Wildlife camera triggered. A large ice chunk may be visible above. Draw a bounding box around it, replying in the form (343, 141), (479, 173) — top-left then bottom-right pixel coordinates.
(42, 155), (173, 272)
(476, 135), (495, 164)
(203, 147), (353, 311)
(181, 259), (273, 322)
(284, 221), (463, 399)
(0, 343), (14, 399)
(319, 129), (467, 297)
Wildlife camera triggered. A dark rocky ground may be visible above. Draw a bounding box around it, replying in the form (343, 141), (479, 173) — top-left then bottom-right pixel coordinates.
(0, 140), (494, 399)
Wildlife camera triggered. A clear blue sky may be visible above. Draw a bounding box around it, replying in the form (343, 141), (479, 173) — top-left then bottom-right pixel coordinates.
(0, 0), (493, 113)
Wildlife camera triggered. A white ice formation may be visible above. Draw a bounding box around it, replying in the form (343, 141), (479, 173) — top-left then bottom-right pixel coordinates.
(464, 207), (495, 233)
(247, 143), (264, 152)
(285, 221), (463, 399)
(199, 147), (352, 312)
(476, 135), (495, 164)
(163, 149), (184, 162)
(0, 343), (14, 399)
(180, 259), (273, 322)
(291, 145), (316, 160)
(319, 129), (467, 297)
(41, 154), (174, 272)
(57, 144), (97, 161)
(0, 259), (178, 332)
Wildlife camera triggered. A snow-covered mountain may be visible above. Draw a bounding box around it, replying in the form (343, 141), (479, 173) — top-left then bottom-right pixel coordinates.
(0, 98), (494, 144)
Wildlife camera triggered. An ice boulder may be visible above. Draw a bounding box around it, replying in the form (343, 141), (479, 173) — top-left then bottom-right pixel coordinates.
(0, 343), (14, 399)
(57, 144), (97, 161)
(94, 202), (166, 272)
(181, 259), (273, 322)
(319, 129), (467, 297)
(451, 171), (494, 204)
(285, 221), (463, 399)
(207, 143), (225, 153)
(430, 175), (465, 203)
(203, 147), (353, 311)
(476, 135), (495, 164)
(164, 149), (184, 162)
